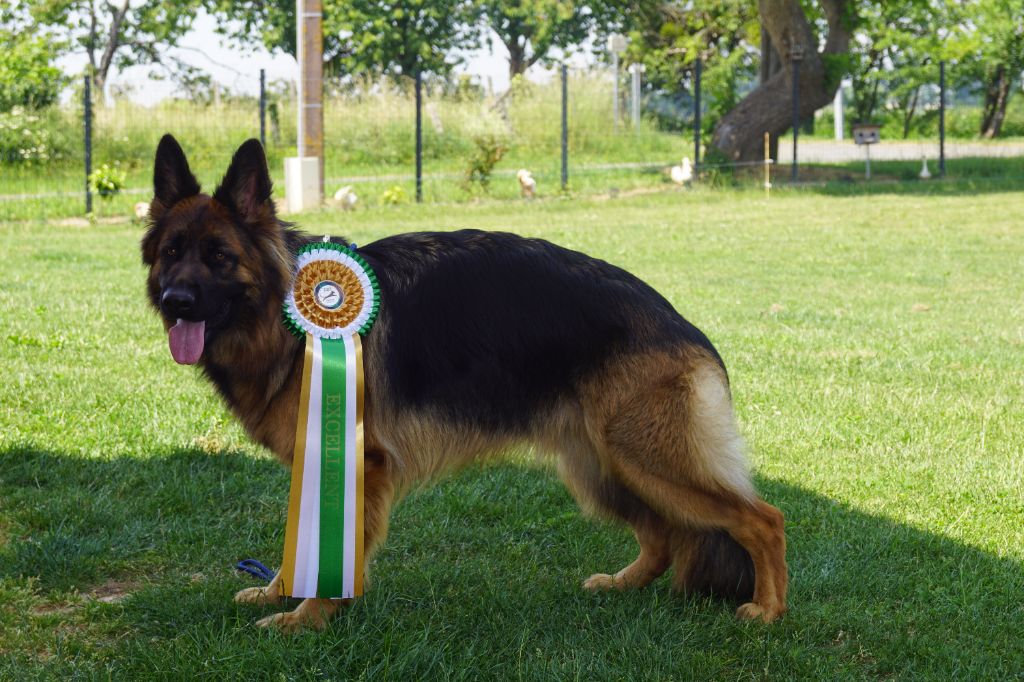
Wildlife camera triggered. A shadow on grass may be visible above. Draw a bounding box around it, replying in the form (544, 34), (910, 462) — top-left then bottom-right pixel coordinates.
(1, 443), (1021, 678)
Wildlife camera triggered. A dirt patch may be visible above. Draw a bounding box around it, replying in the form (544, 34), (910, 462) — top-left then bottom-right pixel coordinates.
(52, 216), (131, 228)
(88, 579), (139, 604)
(29, 602), (76, 617)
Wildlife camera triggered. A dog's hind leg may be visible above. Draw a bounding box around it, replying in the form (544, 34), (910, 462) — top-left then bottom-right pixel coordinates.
(256, 447), (396, 631)
(582, 514), (672, 591)
(555, 441), (672, 591)
(596, 354), (788, 622)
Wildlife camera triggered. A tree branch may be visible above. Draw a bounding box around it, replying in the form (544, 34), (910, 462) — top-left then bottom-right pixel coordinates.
(95, 0), (130, 90)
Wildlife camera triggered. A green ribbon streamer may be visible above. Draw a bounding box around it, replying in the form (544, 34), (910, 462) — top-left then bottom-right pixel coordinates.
(318, 338), (347, 597)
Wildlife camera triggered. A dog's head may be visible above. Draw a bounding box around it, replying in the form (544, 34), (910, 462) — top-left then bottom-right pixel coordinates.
(141, 135), (290, 365)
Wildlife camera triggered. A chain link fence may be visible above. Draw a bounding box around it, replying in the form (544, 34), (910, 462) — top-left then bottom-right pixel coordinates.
(3, 58), (1023, 222)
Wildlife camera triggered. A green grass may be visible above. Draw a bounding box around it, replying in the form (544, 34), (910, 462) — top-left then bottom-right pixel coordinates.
(2, 188), (1024, 678)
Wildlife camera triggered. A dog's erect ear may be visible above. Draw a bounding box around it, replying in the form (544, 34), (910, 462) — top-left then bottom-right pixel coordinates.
(152, 134), (201, 213)
(213, 139), (274, 224)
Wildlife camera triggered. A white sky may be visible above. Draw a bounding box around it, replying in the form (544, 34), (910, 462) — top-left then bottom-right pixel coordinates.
(57, 10), (593, 105)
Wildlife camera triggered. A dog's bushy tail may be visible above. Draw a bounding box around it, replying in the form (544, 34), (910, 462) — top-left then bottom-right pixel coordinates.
(671, 528), (755, 601)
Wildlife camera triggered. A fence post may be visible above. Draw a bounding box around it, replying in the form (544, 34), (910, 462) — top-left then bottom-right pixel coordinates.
(631, 63), (642, 135)
(561, 64), (568, 191)
(693, 58), (702, 168)
(791, 52), (801, 183)
(939, 60), (946, 177)
(612, 51), (619, 131)
(415, 70), (423, 203)
(259, 68), (266, 149)
(84, 74), (92, 215)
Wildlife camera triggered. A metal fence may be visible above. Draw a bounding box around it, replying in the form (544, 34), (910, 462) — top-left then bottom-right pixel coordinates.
(2, 58), (1023, 222)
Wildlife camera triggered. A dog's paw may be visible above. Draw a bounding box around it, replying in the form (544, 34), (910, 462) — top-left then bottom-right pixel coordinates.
(735, 601), (785, 623)
(256, 612), (307, 633)
(582, 573), (620, 591)
(234, 586), (281, 606)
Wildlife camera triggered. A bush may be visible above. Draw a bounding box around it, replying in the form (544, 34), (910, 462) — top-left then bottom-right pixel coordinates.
(88, 162), (127, 198)
(462, 133), (508, 192)
(0, 107), (71, 164)
(380, 185), (407, 205)
(0, 33), (65, 112)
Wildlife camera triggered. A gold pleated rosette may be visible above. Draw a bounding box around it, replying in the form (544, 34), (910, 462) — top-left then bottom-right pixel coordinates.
(283, 242), (379, 339)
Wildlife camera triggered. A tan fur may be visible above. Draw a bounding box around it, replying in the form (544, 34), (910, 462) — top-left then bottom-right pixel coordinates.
(239, 344), (787, 629)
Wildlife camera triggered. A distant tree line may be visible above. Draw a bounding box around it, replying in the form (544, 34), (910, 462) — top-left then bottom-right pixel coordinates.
(2, 0), (1023, 162)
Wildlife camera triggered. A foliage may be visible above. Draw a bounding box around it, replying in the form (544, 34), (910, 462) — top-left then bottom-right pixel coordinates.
(624, 1), (759, 133)
(329, 0), (479, 79)
(0, 107), (70, 164)
(845, 1), (948, 138)
(462, 133), (508, 191)
(479, 0), (632, 78)
(88, 162), (127, 199)
(0, 32), (66, 112)
(23, 0), (203, 90)
(380, 184), (407, 205)
(209, 0), (479, 80)
(945, 0), (1024, 137)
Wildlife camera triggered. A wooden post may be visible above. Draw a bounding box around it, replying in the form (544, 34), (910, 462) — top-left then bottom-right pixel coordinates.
(296, 0), (324, 199)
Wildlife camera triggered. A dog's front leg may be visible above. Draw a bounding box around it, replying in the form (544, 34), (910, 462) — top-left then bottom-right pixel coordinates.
(234, 570), (283, 606)
(256, 598), (346, 632)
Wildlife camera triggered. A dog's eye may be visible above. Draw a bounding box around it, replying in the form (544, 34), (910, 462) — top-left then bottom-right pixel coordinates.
(164, 246), (177, 258)
(215, 250), (226, 261)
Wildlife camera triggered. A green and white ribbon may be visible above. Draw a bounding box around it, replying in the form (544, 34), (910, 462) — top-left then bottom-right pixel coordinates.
(279, 242), (377, 599)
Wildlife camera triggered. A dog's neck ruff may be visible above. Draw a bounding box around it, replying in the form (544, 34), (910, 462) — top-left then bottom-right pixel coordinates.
(278, 242), (379, 600)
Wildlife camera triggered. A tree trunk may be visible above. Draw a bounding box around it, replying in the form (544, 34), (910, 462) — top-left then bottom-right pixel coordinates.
(759, 25), (782, 85)
(92, 0), (130, 96)
(712, 0), (851, 162)
(981, 64), (1011, 139)
(901, 86), (919, 139)
(507, 39), (527, 80)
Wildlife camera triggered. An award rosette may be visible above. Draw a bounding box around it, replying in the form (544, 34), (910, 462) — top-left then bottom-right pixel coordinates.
(279, 241), (379, 599)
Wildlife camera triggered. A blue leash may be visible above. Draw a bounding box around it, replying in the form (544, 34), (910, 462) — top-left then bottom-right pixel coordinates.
(235, 558), (276, 582)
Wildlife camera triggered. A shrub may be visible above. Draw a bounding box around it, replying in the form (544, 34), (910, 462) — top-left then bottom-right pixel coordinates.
(0, 107), (71, 164)
(88, 162), (127, 199)
(380, 185), (407, 205)
(462, 133), (508, 192)
(0, 33), (65, 112)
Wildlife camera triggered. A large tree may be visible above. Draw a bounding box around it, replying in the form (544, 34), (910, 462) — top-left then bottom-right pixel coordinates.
(711, 0), (853, 162)
(959, 0), (1024, 138)
(24, 0), (202, 94)
(479, 0), (628, 79)
(623, 1), (758, 133)
(328, 0), (479, 79)
(208, 0), (480, 80)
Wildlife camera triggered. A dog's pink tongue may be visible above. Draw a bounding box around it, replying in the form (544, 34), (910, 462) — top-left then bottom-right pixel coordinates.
(168, 319), (205, 365)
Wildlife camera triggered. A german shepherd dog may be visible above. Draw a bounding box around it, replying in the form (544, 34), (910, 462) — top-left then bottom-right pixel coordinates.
(141, 135), (787, 631)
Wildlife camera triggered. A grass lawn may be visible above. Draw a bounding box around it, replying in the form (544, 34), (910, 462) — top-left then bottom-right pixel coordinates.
(2, 187), (1023, 679)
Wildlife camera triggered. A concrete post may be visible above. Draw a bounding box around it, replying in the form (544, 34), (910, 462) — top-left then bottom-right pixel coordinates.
(296, 0), (323, 201)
